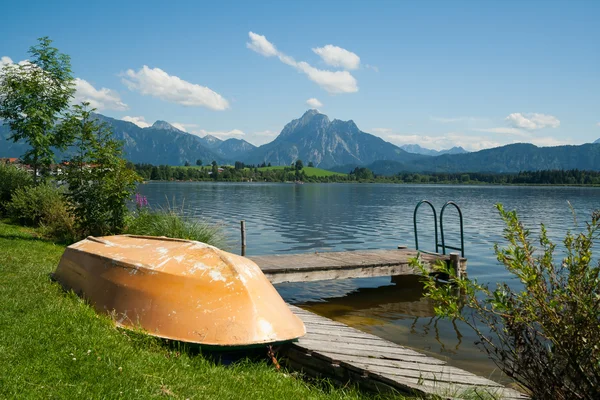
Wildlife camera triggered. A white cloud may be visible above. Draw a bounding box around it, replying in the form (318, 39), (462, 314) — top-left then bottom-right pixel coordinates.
(122, 116), (150, 128)
(365, 64), (379, 72)
(121, 66), (229, 110)
(74, 78), (128, 111)
(193, 129), (245, 140)
(371, 128), (502, 151)
(526, 137), (570, 147)
(247, 32), (358, 94)
(1, 58), (128, 112)
(167, 122), (198, 132)
(171, 123), (187, 132)
(246, 32), (278, 57)
(295, 62), (357, 93)
(312, 45), (360, 70)
(244, 129), (278, 146)
(2, 58), (128, 111)
(506, 112), (560, 130)
(1, 56), (13, 66)
(306, 98), (323, 108)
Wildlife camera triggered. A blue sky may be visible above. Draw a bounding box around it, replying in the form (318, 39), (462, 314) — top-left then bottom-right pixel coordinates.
(1, 0), (599, 150)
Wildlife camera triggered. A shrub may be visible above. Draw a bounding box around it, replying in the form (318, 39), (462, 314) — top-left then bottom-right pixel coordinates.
(125, 204), (227, 249)
(6, 183), (65, 226)
(5, 182), (76, 242)
(0, 163), (33, 215)
(414, 204), (600, 399)
(38, 199), (77, 243)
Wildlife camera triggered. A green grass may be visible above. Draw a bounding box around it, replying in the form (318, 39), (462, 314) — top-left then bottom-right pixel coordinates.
(0, 221), (403, 399)
(257, 166), (346, 177)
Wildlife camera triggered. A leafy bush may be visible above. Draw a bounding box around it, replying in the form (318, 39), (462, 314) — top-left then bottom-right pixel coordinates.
(6, 183), (65, 226)
(414, 204), (600, 399)
(61, 104), (140, 237)
(0, 163), (33, 214)
(38, 199), (77, 243)
(5, 182), (76, 242)
(125, 205), (227, 249)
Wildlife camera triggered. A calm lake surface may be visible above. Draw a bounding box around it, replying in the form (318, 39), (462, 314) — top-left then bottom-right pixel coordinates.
(138, 182), (599, 382)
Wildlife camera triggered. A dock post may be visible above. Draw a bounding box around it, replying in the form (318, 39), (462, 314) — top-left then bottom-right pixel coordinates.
(450, 252), (461, 279)
(240, 220), (247, 256)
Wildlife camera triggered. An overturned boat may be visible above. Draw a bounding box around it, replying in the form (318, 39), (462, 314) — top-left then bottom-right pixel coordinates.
(53, 235), (305, 347)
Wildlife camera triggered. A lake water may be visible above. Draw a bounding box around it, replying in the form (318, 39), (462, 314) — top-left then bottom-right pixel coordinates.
(137, 182), (599, 382)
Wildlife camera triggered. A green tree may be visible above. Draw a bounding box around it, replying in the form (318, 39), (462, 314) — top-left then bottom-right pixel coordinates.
(211, 162), (219, 180)
(61, 103), (141, 236)
(196, 159), (202, 166)
(308, 161), (314, 167)
(414, 205), (600, 399)
(0, 37), (75, 183)
(295, 159), (304, 171)
(184, 160), (190, 167)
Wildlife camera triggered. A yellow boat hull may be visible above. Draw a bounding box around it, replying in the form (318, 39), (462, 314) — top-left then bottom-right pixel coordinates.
(54, 235), (305, 347)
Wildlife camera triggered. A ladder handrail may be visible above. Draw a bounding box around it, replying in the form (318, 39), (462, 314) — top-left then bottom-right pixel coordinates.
(440, 201), (465, 257)
(413, 200), (439, 253)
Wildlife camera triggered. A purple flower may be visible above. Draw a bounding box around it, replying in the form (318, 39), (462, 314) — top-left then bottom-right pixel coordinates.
(135, 193), (149, 208)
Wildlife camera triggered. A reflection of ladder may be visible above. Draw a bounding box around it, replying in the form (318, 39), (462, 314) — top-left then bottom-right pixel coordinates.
(413, 200), (465, 257)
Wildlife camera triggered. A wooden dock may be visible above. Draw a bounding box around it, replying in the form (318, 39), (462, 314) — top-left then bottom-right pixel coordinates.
(249, 248), (465, 284)
(247, 248), (524, 398)
(284, 305), (527, 399)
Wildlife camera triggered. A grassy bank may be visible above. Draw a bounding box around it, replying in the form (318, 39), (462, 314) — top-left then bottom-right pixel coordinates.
(0, 222), (394, 399)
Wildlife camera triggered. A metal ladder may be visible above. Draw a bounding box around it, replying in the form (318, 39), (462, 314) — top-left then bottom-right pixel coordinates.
(413, 200), (465, 257)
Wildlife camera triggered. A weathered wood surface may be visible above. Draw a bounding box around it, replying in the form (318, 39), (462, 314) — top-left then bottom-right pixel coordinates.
(285, 305), (528, 399)
(250, 249), (464, 284)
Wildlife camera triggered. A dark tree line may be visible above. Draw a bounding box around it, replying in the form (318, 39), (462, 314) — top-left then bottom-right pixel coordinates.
(132, 162), (600, 185)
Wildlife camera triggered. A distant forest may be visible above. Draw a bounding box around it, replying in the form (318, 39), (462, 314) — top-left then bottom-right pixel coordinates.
(132, 162), (600, 186)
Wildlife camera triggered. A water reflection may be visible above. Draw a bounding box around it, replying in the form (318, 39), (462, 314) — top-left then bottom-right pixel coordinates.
(294, 276), (509, 383)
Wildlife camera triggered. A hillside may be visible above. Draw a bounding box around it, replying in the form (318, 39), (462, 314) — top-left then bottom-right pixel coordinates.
(92, 115), (227, 165)
(362, 143), (600, 175)
(0, 116), (256, 166)
(3, 112), (600, 174)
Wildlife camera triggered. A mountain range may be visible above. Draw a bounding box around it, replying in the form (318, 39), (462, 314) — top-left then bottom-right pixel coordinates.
(240, 109), (423, 168)
(400, 144), (468, 156)
(1, 110), (600, 174)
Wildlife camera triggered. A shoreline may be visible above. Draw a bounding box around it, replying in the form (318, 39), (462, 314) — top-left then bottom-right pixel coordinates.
(141, 179), (600, 188)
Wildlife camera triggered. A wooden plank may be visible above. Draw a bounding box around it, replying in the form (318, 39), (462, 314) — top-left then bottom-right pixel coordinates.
(285, 347), (425, 396)
(281, 305), (527, 399)
(311, 351), (472, 376)
(264, 263), (421, 284)
(302, 332), (420, 350)
(297, 338), (431, 358)
(375, 373), (528, 400)
(294, 344), (445, 365)
(349, 361), (502, 386)
(301, 326), (389, 340)
(250, 248), (457, 284)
